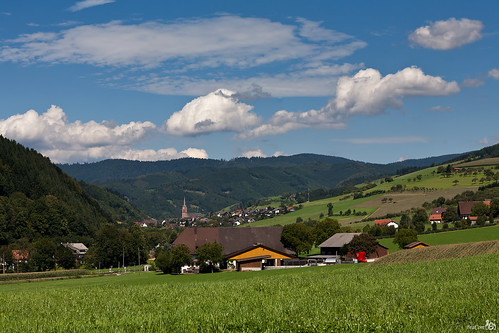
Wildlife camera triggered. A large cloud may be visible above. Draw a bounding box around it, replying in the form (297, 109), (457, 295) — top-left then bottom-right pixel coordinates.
(329, 67), (460, 115)
(241, 67), (459, 139)
(0, 105), (207, 163)
(0, 16), (366, 97)
(409, 18), (483, 50)
(166, 89), (260, 136)
(1, 16), (363, 68)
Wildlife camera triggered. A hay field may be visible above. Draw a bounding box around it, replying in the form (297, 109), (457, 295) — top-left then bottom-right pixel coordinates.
(371, 240), (499, 266)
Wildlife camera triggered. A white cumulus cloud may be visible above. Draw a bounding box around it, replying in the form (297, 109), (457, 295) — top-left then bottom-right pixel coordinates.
(488, 69), (499, 80)
(409, 18), (483, 50)
(0, 105), (207, 163)
(166, 89), (260, 136)
(329, 66), (460, 116)
(241, 149), (266, 158)
(69, 0), (115, 12)
(240, 67), (459, 139)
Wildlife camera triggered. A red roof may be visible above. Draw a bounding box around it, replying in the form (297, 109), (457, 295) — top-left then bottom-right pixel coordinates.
(12, 250), (29, 260)
(374, 219), (395, 226)
(429, 214), (442, 221)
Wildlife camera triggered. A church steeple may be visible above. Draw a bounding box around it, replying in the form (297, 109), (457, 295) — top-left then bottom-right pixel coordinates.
(182, 196), (189, 219)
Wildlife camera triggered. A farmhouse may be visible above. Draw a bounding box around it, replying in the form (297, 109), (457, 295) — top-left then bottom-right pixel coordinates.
(172, 226), (295, 271)
(429, 214), (443, 224)
(458, 201), (490, 219)
(62, 243), (88, 259)
(404, 241), (430, 249)
(318, 233), (388, 259)
(374, 219), (399, 228)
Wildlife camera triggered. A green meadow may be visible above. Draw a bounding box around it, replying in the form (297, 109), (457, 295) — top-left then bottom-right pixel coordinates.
(378, 224), (499, 253)
(0, 253), (497, 332)
(246, 163), (498, 228)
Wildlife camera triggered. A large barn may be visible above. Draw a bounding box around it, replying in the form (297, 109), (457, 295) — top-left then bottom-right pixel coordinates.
(172, 226), (295, 271)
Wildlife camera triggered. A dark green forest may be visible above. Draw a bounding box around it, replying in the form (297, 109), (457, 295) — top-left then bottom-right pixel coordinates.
(60, 152), (463, 218)
(0, 136), (147, 246)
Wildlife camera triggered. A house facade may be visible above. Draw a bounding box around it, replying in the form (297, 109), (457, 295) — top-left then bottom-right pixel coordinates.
(227, 244), (294, 271)
(62, 243), (88, 260)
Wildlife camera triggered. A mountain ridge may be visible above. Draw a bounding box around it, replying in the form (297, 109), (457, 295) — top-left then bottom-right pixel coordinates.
(59, 151), (465, 218)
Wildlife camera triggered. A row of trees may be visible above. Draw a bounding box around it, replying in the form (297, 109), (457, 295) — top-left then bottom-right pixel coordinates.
(155, 242), (224, 274)
(1, 239), (77, 272)
(280, 218), (344, 255)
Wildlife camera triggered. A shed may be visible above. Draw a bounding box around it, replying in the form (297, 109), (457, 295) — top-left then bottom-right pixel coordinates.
(404, 241), (430, 249)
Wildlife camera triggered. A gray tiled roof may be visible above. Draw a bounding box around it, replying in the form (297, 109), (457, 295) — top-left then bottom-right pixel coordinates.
(318, 233), (361, 248)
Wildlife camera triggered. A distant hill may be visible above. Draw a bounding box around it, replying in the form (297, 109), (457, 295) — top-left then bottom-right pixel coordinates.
(448, 142), (499, 163)
(59, 152), (463, 218)
(0, 136), (145, 245)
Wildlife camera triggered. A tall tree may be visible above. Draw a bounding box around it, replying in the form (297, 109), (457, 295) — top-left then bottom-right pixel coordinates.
(196, 242), (224, 273)
(31, 238), (57, 271)
(156, 244), (193, 274)
(348, 233), (378, 255)
(281, 223), (313, 255)
(393, 229), (418, 249)
(313, 218), (341, 245)
(327, 203), (334, 216)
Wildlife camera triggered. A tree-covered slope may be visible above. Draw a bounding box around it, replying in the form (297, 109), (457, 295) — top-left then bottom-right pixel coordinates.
(0, 136), (113, 244)
(78, 182), (148, 224)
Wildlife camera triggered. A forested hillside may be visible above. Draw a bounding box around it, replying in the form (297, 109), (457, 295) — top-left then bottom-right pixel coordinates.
(0, 136), (117, 245)
(60, 152), (462, 218)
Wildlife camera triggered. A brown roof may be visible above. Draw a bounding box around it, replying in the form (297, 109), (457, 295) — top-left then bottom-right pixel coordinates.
(404, 241), (430, 249)
(172, 226), (294, 257)
(458, 201), (482, 216)
(431, 207), (447, 215)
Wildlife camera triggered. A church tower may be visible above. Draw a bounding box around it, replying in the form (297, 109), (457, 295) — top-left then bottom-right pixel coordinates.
(181, 196), (189, 219)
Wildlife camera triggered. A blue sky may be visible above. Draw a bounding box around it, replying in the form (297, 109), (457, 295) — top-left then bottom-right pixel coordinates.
(0, 0), (498, 164)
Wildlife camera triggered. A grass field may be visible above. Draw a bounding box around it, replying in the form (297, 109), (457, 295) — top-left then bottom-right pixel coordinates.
(244, 161), (498, 228)
(371, 240), (499, 266)
(378, 224), (499, 253)
(0, 253), (497, 332)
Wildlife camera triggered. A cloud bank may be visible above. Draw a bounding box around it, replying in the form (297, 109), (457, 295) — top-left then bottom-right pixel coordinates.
(0, 16), (366, 97)
(0, 105), (206, 163)
(409, 18), (483, 50)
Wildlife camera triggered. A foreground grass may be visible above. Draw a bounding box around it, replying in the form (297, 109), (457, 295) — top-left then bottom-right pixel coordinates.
(1, 254), (497, 332)
(379, 224), (499, 253)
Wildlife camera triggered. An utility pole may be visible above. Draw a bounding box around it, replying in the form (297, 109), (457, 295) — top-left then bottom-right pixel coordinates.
(122, 246), (125, 273)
